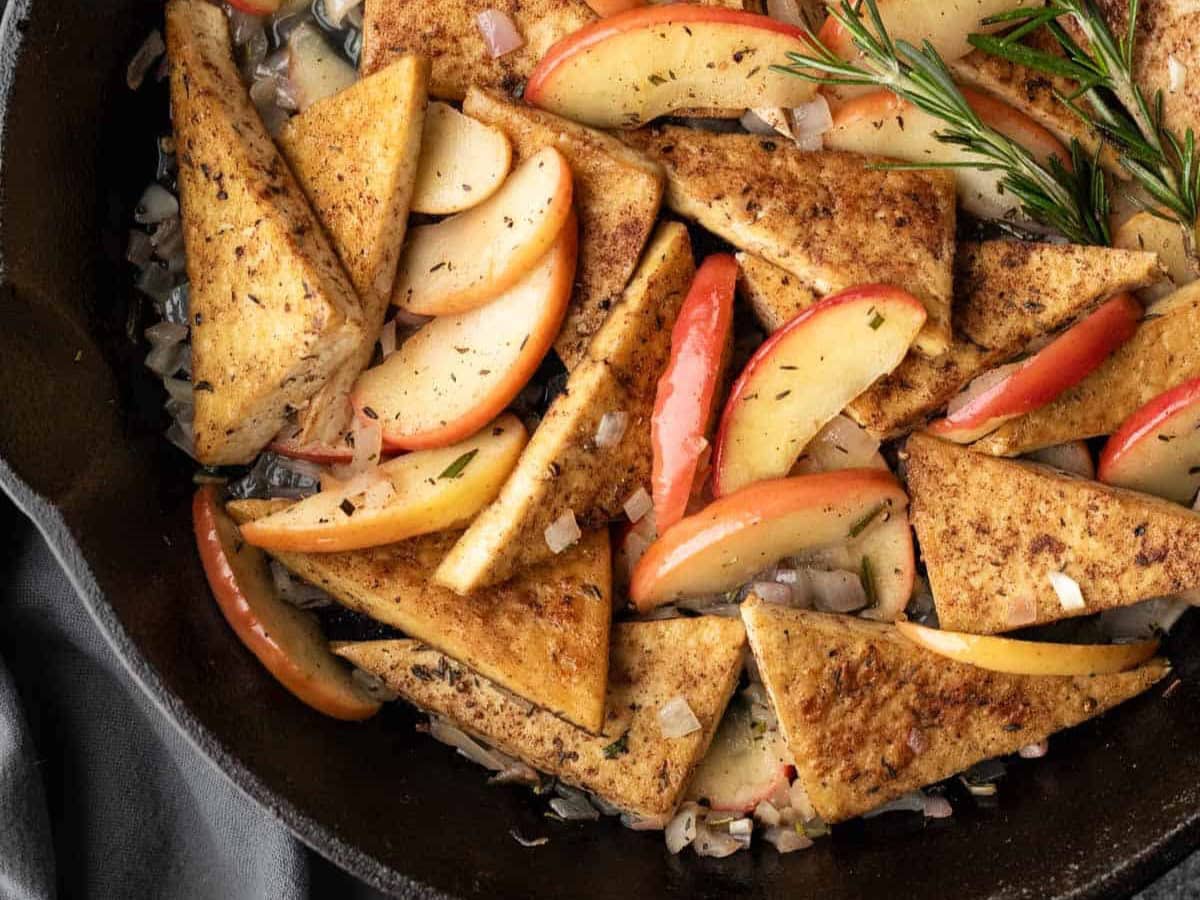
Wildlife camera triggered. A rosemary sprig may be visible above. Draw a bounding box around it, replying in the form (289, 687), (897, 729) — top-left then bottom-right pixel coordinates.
(774, 0), (1111, 246)
(970, 0), (1200, 244)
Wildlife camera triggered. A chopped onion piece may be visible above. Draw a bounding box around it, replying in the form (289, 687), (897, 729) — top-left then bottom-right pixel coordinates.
(740, 108), (780, 135)
(127, 29), (166, 90)
(764, 825), (813, 853)
(907, 726), (927, 755)
(754, 801), (781, 827)
(134, 183), (179, 225)
(1048, 571), (1086, 611)
(352, 668), (398, 702)
(794, 414), (882, 474)
(922, 794), (954, 819)
(658, 695), (701, 738)
(363, 477), (396, 511)
(146, 321), (189, 346)
(693, 821), (743, 858)
(808, 569), (868, 613)
(1018, 740), (1049, 759)
(947, 362), (1022, 417)
(791, 94), (833, 144)
(379, 318), (398, 358)
(594, 410), (629, 448)
(145, 342), (186, 378)
(665, 804), (700, 854)
(476, 9), (524, 58)
(623, 486), (653, 523)
(165, 420), (196, 459)
(428, 717), (509, 771)
(163, 377), (194, 406)
(1170, 55), (1188, 92)
(127, 230), (155, 268)
(344, 415), (383, 477)
(865, 791), (925, 818)
(789, 781), (817, 822)
(1006, 594), (1037, 628)
(550, 795), (600, 822)
(321, 0), (363, 26)
(729, 818), (753, 838)
(544, 509), (582, 554)
(749, 580), (795, 606)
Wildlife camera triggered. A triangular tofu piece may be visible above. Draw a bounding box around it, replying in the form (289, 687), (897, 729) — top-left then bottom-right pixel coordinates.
(906, 433), (1200, 633)
(435, 222), (694, 593)
(742, 599), (1167, 824)
(228, 499), (611, 731)
(334, 617), (746, 818)
(623, 126), (956, 358)
(848, 240), (1163, 439)
(166, 0), (363, 465)
(976, 282), (1200, 456)
(277, 57), (428, 446)
(462, 88), (665, 369)
(735, 251), (819, 333)
(361, 0), (595, 101)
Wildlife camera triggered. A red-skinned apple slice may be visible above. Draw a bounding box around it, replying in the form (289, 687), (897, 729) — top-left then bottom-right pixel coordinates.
(1098, 376), (1200, 503)
(585, 0), (643, 14)
(354, 213), (578, 451)
(928, 293), (1142, 444)
(268, 439), (353, 465)
(228, 0), (280, 14)
(711, 284), (926, 497)
(630, 468), (909, 611)
(524, 5), (817, 128)
(392, 146), (574, 316)
(652, 254), (736, 531)
(825, 88), (1068, 223)
(685, 697), (790, 813)
(192, 485), (380, 721)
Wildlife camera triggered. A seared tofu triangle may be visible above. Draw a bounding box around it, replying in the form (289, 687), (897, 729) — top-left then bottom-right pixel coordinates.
(361, 0), (595, 101)
(435, 222), (694, 594)
(166, 0), (364, 465)
(278, 57), (428, 447)
(462, 88), (665, 369)
(228, 500), (611, 732)
(334, 617), (746, 818)
(976, 283), (1200, 456)
(848, 240), (1163, 438)
(906, 434), (1200, 634)
(742, 600), (1167, 824)
(622, 127), (956, 358)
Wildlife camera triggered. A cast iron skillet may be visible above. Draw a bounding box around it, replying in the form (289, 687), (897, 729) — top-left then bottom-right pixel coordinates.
(3, 1), (1200, 896)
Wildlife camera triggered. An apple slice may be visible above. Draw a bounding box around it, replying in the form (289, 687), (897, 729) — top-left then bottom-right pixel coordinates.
(269, 438), (353, 466)
(1026, 441), (1095, 479)
(240, 415), (527, 553)
(353, 214), (578, 451)
(287, 23), (357, 112)
(825, 88), (1068, 223)
(896, 620), (1159, 677)
(818, 0), (1031, 67)
(927, 293), (1142, 444)
(652, 254), (736, 531)
(1113, 210), (1198, 300)
(392, 146), (574, 316)
(192, 485), (380, 721)
(524, 5), (817, 128)
(1098, 376), (1200, 504)
(685, 696), (790, 813)
(411, 102), (513, 216)
(586, 0), (643, 14)
(630, 468), (909, 611)
(230, 0), (280, 13)
(712, 284), (926, 497)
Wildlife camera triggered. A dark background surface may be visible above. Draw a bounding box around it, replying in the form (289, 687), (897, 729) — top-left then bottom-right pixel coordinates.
(4, 0), (1200, 897)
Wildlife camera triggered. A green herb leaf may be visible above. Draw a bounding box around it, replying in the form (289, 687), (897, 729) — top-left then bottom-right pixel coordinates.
(848, 503), (885, 539)
(438, 449), (479, 480)
(861, 556), (877, 608)
(602, 731), (630, 759)
(869, 312), (886, 330)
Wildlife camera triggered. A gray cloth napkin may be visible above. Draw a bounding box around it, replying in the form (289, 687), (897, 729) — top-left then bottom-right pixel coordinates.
(0, 486), (1194, 899)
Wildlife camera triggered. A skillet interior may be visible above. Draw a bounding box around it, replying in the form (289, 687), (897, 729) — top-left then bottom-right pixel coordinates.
(2, 1), (1200, 896)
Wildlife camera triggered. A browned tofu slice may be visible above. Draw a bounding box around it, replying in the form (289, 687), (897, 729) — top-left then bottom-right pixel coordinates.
(361, 0), (595, 101)
(462, 88), (665, 368)
(277, 56), (428, 446)
(623, 126), (956, 358)
(167, 0), (363, 465)
(735, 251), (819, 332)
(742, 599), (1167, 824)
(976, 282), (1200, 456)
(848, 240), (1163, 439)
(228, 500), (612, 732)
(906, 433), (1200, 634)
(434, 222), (694, 593)
(334, 616), (747, 818)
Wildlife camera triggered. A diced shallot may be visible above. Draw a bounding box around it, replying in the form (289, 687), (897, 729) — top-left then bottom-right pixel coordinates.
(922, 794), (954, 819)
(740, 109), (782, 135)
(658, 695), (701, 738)
(146, 321), (189, 347)
(1018, 740), (1049, 759)
(749, 580), (795, 606)
(145, 342), (186, 378)
(476, 10), (524, 58)
(623, 486), (653, 523)
(344, 415), (383, 477)
(550, 794), (600, 822)
(790, 95), (833, 149)
(1170, 55), (1188, 92)
(763, 825), (813, 853)
(1048, 571), (1086, 611)
(754, 801), (782, 827)
(379, 318), (398, 358)
(134, 183), (179, 225)
(693, 821), (743, 858)
(594, 410), (629, 448)
(808, 569), (868, 613)
(428, 717), (510, 771)
(665, 803), (700, 854)
(322, 0), (363, 26)
(544, 509), (582, 554)
(1006, 594), (1037, 628)
(793, 414), (881, 474)
(127, 30), (166, 91)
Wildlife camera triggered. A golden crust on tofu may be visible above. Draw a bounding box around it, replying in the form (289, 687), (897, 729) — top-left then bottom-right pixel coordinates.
(462, 88), (665, 369)
(434, 223), (694, 593)
(742, 600), (1167, 824)
(735, 251), (819, 333)
(278, 56), (428, 446)
(847, 241), (1163, 439)
(166, 0), (363, 465)
(334, 617), (746, 818)
(361, 0), (595, 101)
(906, 433), (1200, 634)
(977, 282), (1200, 456)
(623, 126), (956, 358)
(228, 499), (611, 732)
